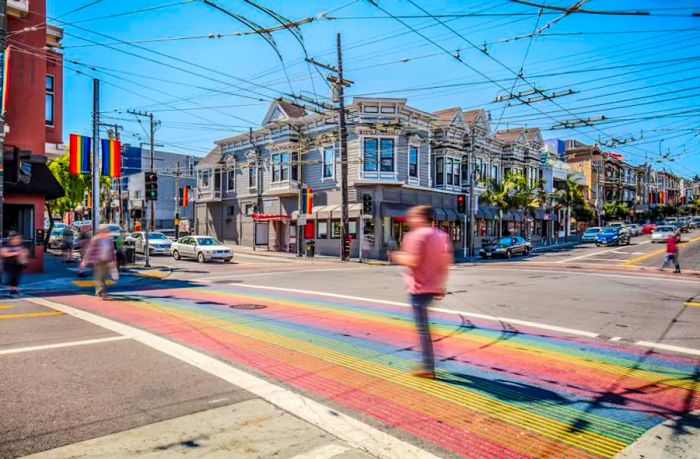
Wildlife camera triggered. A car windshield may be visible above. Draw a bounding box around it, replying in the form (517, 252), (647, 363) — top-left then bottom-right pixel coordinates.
(197, 237), (219, 246)
(584, 228), (600, 234)
(103, 225), (120, 232)
(498, 237), (513, 245)
(655, 226), (674, 232)
(601, 227), (619, 234)
(609, 223), (622, 227)
(148, 233), (168, 239)
(50, 229), (62, 236)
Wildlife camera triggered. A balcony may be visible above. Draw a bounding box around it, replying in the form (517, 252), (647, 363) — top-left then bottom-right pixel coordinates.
(8, 0), (29, 18)
(265, 180), (299, 197)
(195, 188), (222, 202)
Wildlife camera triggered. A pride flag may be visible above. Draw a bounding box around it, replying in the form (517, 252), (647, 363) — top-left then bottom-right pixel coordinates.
(180, 186), (190, 207)
(69, 134), (91, 175)
(301, 188), (313, 214)
(101, 139), (122, 177)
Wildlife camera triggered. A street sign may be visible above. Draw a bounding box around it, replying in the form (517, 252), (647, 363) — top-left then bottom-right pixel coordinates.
(297, 216), (307, 225)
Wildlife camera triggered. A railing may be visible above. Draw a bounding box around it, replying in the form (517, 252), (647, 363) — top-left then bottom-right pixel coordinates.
(195, 188), (222, 202)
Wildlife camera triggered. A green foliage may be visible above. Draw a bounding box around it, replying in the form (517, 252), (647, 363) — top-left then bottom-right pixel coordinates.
(48, 154), (113, 217)
(603, 201), (631, 220)
(480, 173), (523, 236)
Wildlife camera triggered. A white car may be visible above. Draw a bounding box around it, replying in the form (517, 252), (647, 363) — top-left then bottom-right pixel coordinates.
(126, 231), (173, 255)
(651, 225), (680, 243)
(171, 236), (232, 263)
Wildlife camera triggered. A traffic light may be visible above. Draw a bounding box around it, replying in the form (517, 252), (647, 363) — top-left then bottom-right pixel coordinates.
(457, 194), (466, 213)
(145, 172), (158, 201)
(362, 193), (373, 214)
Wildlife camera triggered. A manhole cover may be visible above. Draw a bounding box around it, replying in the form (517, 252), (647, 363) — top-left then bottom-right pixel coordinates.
(229, 304), (267, 310)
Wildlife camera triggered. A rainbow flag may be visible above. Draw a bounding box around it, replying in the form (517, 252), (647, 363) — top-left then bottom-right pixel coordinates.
(301, 188), (313, 214)
(101, 139), (122, 177)
(69, 134), (91, 175)
(1, 46), (10, 116)
(180, 186), (190, 207)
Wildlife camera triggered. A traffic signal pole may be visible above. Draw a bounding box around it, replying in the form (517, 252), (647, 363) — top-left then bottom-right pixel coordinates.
(91, 79), (100, 237)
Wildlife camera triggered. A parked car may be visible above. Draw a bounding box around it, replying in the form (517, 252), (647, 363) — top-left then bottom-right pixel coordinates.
(595, 226), (631, 246)
(479, 236), (531, 259)
(691, 217), (700, 229)
(126, 231), (173, 255)
(677, 220), (690, 233)
(171, 236), (233, 263)
(608, 222), (627, 228)
(651, 225), (681, 243)
(627, 224), (642, 237)
(641, 223), (656, 234)
(100, 224), (122, 238)
(665, 217), (678, 225)
(581, 227), (602, 243)
(48, 228), (64, 250)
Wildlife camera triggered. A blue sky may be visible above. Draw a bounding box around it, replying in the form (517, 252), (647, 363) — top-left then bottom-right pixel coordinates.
(48, 0), (700, 177)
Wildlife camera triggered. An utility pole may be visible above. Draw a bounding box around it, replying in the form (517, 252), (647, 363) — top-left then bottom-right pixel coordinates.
(306, 34), (353, 261)
(91, 79), (100, 236)
(174, 161), (180, 240)
(128, 109), (158, 268)
(0, 0), (7, 241)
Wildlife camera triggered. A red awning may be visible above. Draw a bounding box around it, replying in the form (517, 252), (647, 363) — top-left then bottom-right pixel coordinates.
(252, 213), (289, 221)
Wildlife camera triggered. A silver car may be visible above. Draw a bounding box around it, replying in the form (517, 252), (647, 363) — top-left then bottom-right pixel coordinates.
(651, 225), (680, 243)
(171, 236), (232, 263)
(126, 232), (173, 255)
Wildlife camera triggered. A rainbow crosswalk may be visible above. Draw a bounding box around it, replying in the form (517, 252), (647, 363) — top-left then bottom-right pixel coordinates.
(54, 283), (700, 458)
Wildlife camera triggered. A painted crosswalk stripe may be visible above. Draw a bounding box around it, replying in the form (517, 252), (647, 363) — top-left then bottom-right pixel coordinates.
(0, 336), (129, 355)
(0, 311), (63, 319)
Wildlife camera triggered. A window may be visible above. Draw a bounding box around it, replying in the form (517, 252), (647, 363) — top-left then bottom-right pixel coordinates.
(380, 139), (394, 172)
(435, 157), (444, 185)
(331, 220), (341, 239)
(363, 138), (378, 172)
(248, 165), (256, 187)
(409, 146), (418, 178)
(272, 152), (289, 182)
(226, 170), (235, 191)
(363, 138), (395, 173)
(492, 165), (498, 180)
(453, 158), (461, 186)
(291, 152), (299, 181)
(322, 146), (334, 179)
(317, 220), (328, 239)
(199, 170), (211, 188)
(446, 157), (460, 186)
(245, 204), (254, 216)
(45, 75), (54, 126)
(446, 157), (453, 185)
(227, 206), (235, 216)
(349, 220), (357, 238)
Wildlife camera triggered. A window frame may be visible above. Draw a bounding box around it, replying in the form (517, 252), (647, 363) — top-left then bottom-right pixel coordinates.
(272, 152), (290, 183)
(408, 145), (419, 179)
(248, 164), (257, 188)
(322, 145), (335, 180)
(361, 136), (396, 178)
(226, 169), (235, 192)
(317, 220), (328, 239)
(45, 74), (55, 126)
(435, 157), (444, 186)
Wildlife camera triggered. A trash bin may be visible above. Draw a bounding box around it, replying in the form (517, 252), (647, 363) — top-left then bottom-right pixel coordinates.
(304, 240), (315, 258)
(125, 247), (136, 264)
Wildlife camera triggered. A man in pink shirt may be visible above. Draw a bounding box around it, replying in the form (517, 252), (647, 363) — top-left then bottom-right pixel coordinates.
(660, 233), (681, 274)
(391, 205), (453, 379)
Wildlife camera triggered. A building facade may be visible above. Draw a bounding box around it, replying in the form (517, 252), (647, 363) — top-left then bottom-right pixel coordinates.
(1, 0), (64, 272)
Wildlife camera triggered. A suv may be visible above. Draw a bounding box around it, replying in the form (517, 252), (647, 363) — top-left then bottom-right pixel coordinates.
(595, 226), (631, 246)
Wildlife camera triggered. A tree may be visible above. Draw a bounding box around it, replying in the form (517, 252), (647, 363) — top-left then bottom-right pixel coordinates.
(46, 155), (112, 248)
(513, 176), (544, 238)
(480, 173), (520, 238)
(555, 176), (584, 241)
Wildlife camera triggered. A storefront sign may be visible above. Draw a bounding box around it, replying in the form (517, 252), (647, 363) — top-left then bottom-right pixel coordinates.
(297, 216), (307, 225)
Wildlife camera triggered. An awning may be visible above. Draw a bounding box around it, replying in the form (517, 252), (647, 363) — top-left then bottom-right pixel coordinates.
(4, 163), (64, 201)
(252, 213), (289, 221)
(382, 202), (412, 218)
(444, 209), (459, 221)
(331, 203), (362, 219)
(433, 208), (447, 221)
(315, 205), (337, 219)
(503, 210), (524, 221)
(476, 205), (497, 219)
(534, 208), (547, 219)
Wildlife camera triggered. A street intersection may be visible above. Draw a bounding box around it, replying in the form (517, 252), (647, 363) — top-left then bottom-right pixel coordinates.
(1, 234), (700, 459)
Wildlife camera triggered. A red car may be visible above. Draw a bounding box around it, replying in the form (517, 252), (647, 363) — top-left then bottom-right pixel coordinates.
(642, 223), (656, 234)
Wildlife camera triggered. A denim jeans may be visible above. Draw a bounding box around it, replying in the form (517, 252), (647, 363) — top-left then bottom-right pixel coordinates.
(411, 293), (435, 372)
(661, 253), (680, 272)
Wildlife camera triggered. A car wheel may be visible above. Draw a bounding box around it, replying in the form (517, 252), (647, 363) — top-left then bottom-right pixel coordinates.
(197, 252), (206, 263)
(173, 250), (180, 260)
(524, 248), (530, 255)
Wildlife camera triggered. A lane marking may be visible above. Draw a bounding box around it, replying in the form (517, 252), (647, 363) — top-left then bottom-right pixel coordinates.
(0, 311), (64, 319)
(623, 235), (700, 266)
(290, 444), (353, 459)
(557, 241), (651, 263)
(685, 302), (700, 307)
(610, 337), (623, 342)
(476, 266), (700, 284)
(27, 297), (438, 459)
(227, 283), (700, 356)
(202, 267), (364, 282)
(635, 341), (700, 357)
(72, 280), (116, 287)
(0, 304), (14, 309)
(0, 336), (129, 355)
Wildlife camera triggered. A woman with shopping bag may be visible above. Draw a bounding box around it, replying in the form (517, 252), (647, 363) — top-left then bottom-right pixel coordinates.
(80, 227), (117, 299)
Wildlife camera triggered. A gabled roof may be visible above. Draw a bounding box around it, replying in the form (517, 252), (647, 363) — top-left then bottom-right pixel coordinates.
(432, 107), (464, 126)
(495, 127), (542, 144)
(195, 145), (222, 168)
(261, 98), (307, 125)
(462, 109), (486, 126)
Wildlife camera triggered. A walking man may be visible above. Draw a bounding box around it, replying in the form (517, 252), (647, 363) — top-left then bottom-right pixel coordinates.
(390, 205), (453, 379)
(80, 227), (116, 299)
(660, 233), (681, 274)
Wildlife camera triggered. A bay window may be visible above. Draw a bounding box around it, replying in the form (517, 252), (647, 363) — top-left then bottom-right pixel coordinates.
(409, 145), (418, 178)
(363, 137), (395, 173)
(435, 157), (444, 185)
(380, 139), (394, 172)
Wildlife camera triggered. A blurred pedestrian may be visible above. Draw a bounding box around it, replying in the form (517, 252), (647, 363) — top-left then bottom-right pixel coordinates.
(115, 229), (127, 270)
(660, 234), (681, 274)
(2, 232), (28, 296)
(80, 227), (117, 299)
(390, 205), (452, 379)
(61, 225), (75, 263)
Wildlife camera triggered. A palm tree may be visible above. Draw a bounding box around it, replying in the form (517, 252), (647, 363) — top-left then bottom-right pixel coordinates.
(481, 173), (519, 237)
(603, 201), (619, 222)
(555, 176), (584, 242)
(513, 177), (545, 239)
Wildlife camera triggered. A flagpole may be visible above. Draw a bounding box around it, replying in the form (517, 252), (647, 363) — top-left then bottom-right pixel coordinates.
(91, 78), (100, 235)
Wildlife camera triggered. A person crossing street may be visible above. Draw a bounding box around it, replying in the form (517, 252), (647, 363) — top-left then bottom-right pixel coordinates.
(80, 227), (117, 299)
(660, 234), (681, 274)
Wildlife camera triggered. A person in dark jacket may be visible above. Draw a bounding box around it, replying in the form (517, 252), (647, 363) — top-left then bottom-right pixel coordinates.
(2, 232), (28, 296)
